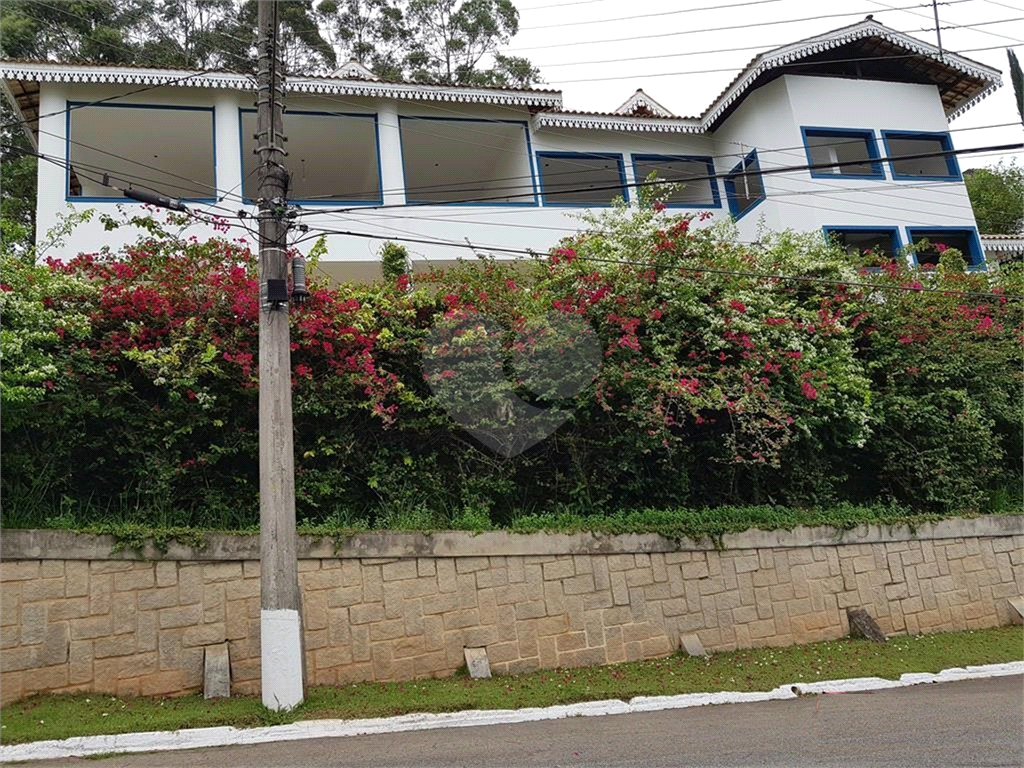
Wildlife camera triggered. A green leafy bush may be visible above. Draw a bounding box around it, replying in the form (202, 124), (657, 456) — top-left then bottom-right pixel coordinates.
(1, 200), (1020, 530)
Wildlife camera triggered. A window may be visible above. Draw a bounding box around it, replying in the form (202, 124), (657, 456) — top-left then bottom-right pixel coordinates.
(67, 103), (216, 201)
(823, 227), (902, 263)
(724, 149), (765, 219)
(400, 117), (535, 205)
(801, 127), (884, 179)
(536, 152), (627, 206)
(882, 131), (961, 181)
(906, 227), (984, 268)
(631, 155), (720, 208)
(241, 110), (381, 204)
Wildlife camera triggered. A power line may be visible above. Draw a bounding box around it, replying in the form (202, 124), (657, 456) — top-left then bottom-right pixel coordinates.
(519, 0), (794, 31)
(30, 125), (249, 204)
(288, 75), (1015, 204)
(865, 0), (1024, 43)
(290, 224), (1019, 302)
(295, 141), (1023, 214)
(533, 39), (1012, 72)
(0, 70), (232, 133)
(503, 2), (975, 52)
(548, 43), (1017, 81)
(2, 142), (250, 223)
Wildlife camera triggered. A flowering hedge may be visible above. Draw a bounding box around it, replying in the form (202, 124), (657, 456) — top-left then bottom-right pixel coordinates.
(1, 203), (1020, 529)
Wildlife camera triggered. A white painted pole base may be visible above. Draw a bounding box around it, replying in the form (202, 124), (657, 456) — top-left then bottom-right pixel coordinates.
(260, 609), (304, 711)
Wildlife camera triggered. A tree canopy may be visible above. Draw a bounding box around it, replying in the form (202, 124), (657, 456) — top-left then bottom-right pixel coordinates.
(0, 0), (538, 83)
(964, 159), (1024, 235)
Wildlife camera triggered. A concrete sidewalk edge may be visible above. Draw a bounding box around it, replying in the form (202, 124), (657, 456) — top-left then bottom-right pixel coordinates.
(3, 661), (1022, 763)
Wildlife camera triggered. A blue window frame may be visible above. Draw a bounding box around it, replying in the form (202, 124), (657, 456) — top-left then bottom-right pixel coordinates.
(630, 154), (720, 208)
(905, 227), (985, 269)
(882, 131), (961, 181)
(823, 226), (903, 264)
(240, 109), (382, 205)
(723, 149), (765, 219)
(399, 116), (537, 206)
(536, 152), (627, 207)
(66, 102), (217, 203)
(801, 127), (884, 179)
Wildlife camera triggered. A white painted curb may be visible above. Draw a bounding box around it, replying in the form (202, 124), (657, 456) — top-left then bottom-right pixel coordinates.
(2, 661), (1022, 763)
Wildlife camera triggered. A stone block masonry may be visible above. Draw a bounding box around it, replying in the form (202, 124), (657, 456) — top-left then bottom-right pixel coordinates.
(1, 517), (1021, 705)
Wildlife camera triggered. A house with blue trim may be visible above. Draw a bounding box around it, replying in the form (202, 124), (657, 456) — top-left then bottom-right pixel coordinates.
(0, 18), (1003, 280)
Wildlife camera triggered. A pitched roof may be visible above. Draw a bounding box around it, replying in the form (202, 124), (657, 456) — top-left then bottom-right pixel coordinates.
(701, 18), (1002, 128)
(0, 19), (1002, 139)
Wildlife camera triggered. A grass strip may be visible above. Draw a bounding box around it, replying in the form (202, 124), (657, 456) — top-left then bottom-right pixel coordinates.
(1, 626), (1020, 746)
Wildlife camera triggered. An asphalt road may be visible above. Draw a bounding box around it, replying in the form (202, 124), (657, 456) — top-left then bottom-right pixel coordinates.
(40, 675), (1024, 768)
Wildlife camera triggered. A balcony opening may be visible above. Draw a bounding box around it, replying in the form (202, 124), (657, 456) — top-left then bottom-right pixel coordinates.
(882, 131), (960, 181)
(67, 103), (215, 201)
(537, 152), (627, 207)
(907, 227), (984, 268)
(399, 118), (535, 205)
(632, 155), (720, 207)
(801, 127), (884, 179)
(240, 110), (381, 204)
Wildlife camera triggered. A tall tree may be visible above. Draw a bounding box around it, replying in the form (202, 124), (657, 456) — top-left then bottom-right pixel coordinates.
(964, 159), (1024, 234)
(316, 0), (409, 79)
(1008, 48), (1023, 127)
(238, 0), (336, 74)
(0, 98), (37, 249)
(137, 0), (255, 71)
(403, 0), (537, 86)
(0, 0), (151, 63)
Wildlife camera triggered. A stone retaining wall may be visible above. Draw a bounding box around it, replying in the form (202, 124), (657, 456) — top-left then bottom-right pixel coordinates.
(1, 517), (1021, 705)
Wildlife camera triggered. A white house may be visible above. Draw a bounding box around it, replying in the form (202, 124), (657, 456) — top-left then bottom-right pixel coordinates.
(1, 18), (1003, 282)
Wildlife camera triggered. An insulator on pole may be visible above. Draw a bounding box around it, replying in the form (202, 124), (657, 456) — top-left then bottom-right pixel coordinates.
(291, 254), (310, 304)
(123, 187), (188, 212)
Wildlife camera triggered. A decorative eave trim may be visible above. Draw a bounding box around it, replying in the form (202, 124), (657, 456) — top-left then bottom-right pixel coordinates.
(700, 20), (1002, 129)
(534, 111), (701, 133)
(0, 62), (563, 109)
(285, 77), (562, 107)
(981, 235), (1024, 253)
(0, 63), (253, 90)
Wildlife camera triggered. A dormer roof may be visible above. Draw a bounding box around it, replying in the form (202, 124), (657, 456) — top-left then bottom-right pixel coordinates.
(330, 59), (379, 81)
(613, 89), (676, 118)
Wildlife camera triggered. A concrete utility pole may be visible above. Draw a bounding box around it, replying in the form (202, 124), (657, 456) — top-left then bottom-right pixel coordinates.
(256, 0), (304, 712)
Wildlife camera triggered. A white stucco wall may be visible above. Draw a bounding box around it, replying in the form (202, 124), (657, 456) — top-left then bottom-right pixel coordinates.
(33, 74), (981, 275)
(711, 74), (978, 251)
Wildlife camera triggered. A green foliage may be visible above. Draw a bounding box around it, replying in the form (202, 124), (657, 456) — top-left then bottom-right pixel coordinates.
(964, 159), (1024, 235)
(1009, 48), (1024, 127)
(380, 240), (410, 283)
(2, 200), (1021, 530)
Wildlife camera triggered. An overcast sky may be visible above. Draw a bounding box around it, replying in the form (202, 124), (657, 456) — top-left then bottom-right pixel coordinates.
(500, 0), (1023, 170)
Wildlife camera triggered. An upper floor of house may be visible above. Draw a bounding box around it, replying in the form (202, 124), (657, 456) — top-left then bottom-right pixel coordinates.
(1, 19), (1004, 281)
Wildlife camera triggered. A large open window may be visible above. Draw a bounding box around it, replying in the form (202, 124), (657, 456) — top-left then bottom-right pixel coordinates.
(801, 127), (884, 179)
(631, 154), (720, 208)
(399, 117), (535, 205)
(906, 227), (984, 268)
(823, 226), (902, 262)
(67, 103), (216, 201)
(536, 152), (627, 207)
(724, 149), (765, 219)
(882, 131), (960, 181)
(240, 110), (381, 204)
